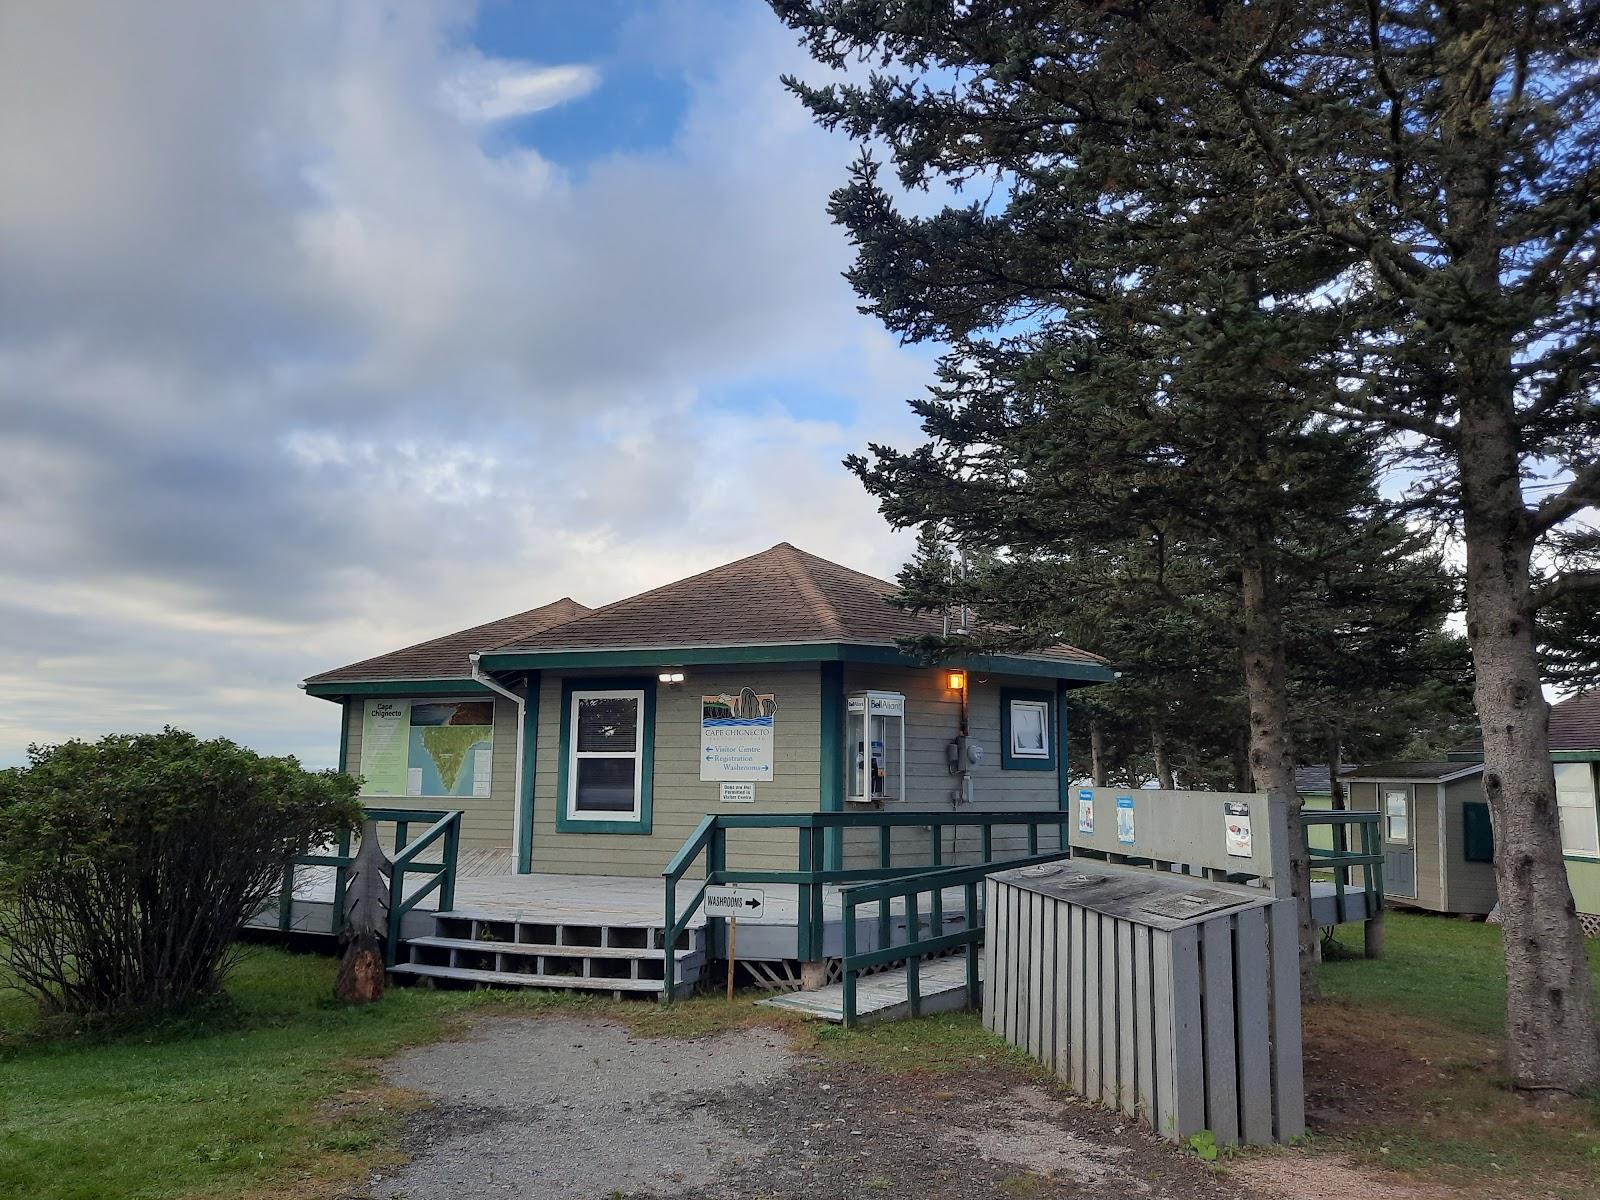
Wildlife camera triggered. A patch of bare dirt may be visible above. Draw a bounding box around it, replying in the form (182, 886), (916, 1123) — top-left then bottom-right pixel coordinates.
(1229, 1154), (1464, 1200)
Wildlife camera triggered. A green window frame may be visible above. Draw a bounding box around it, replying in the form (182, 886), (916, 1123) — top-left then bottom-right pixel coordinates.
(555, 676), (656, 835)
(1000, 687), (1056, 771)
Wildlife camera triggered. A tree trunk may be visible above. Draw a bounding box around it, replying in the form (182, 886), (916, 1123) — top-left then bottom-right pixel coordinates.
(1233, 730), (1252, 793)
(1152, 722), (1175, 790)
(1457, 377), (1600, 1092)
(1327, 728), (1345, 811)
(1240, 554), (1317, 996)
(1090, 717), (1107, 787)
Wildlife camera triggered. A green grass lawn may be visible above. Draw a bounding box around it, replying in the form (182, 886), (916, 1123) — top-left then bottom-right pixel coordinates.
(0, 947), (592, 1200)
(1320, 909), (1600, 1038)
(3, 914), (1598, 1200)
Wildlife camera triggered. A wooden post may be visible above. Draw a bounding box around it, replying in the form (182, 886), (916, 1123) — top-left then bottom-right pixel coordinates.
(727, 917), (737, 1002)
(1364, 907), (1386, 959)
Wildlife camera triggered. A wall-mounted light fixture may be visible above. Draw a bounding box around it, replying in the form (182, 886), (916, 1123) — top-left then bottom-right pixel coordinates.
(658, 671), (686, 685)
(946, 669), (967, 692)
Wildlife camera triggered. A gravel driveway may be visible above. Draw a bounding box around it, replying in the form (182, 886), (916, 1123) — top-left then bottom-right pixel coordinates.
(371, 1014), (1259, 1200)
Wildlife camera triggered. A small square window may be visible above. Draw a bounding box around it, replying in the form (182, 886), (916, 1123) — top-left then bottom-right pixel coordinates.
(1010, 701), (1050, 759)
(1001, 690), (1055, 770)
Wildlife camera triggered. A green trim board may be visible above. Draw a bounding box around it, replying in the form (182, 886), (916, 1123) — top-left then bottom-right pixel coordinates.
(478, 640), (1113, 683)
(335, 699), (351, 777)
(517, 672), (541, 872)
(819, 661), (845, 870)
(999, 687), (1057, 771)
(554, 676), (656, 835)
(305, 678), (489, 699)
(1055, 681), (1071, 811)
(1553, 751), (1600, 762)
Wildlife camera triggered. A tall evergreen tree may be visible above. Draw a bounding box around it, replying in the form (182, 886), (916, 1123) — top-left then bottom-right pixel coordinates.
(771, 0), (1600, 1092)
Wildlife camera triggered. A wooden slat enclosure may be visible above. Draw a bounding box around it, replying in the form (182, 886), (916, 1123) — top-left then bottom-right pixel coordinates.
(984, 865), (1304, 1146)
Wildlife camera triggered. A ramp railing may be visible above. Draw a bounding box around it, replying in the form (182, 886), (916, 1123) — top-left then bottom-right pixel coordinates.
(662, 809), (1072, 1000)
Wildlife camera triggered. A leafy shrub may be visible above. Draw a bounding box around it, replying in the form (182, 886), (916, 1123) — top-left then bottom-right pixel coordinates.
(0, 728), (360, 1017)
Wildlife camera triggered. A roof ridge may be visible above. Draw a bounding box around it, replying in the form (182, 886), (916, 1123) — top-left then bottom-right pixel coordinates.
(476, 596), (593, 653)
(775, 544), (850, 638)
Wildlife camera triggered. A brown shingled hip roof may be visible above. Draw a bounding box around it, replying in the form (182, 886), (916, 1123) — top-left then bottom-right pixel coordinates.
(304, 597), (590, 684)
(488, 542), (1104, 666)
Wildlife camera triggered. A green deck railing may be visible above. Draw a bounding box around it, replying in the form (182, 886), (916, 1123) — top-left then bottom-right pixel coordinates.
(1302, 808), (1384, 923)
(837, 851), (1069, 1027)
(661, 809), (1072, 1000)
(278, 807), (463, 964)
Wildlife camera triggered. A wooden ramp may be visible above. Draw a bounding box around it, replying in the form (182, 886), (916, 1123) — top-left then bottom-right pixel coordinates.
(759, 957), (975, 1025)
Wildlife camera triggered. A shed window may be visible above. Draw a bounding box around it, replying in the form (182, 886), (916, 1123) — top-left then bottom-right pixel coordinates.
(567, 690), (644, 819)
(1384, 789), (1410, 844)
(1556, 763), (1599, 858)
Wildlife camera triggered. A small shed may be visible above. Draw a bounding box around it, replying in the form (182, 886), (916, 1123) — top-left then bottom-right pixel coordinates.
(1342, 762), (1495, 916)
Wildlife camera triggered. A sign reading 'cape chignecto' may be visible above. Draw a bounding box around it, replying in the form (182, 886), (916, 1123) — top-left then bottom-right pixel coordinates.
(701, 688), (777, 781)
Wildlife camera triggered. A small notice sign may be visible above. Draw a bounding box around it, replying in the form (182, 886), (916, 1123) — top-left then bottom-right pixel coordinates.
(1116, 795), (1136, 844)
(705, 885), (766, 921)
(1224, 801), (1253, 858)
(720, 781), (756, 804)
(1077, 788), (1095, 835)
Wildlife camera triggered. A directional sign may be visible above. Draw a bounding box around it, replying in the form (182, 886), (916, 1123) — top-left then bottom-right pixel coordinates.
(704, 885), (766, 921)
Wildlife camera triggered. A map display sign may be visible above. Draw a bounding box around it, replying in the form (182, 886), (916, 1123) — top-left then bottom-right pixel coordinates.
(700, 688), (777, 782)
(359, 699), (494, 798)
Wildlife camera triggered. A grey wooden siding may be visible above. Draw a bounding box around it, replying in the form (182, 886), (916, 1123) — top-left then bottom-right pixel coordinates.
(838, 665), (1067, 868)
(342, 693), (518, 851)
(1441, 775), (1497, 915)
(529, 663), (822, 878)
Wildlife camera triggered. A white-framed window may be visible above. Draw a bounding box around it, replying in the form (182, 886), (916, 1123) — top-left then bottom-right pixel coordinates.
(1384, 788), (1410, 844)
(1009, 699), (1051, 760)
(566, 689), (644, 821)
(1555, 762), (1599, 859)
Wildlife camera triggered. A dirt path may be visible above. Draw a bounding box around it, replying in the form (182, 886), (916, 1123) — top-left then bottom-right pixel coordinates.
(371, 1014), (1257, 1200)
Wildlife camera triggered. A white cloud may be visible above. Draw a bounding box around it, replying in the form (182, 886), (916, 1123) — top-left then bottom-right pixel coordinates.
(440, 58), (601, 122)
(0, 1), (932, 768)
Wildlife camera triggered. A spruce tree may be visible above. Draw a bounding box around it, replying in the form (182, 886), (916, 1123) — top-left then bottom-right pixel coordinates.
(771, 0), (1600, 1092)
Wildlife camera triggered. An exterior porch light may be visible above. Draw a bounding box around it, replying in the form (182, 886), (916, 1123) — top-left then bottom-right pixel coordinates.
(658, 670), (686, 685)
(946, 669), (967, 692)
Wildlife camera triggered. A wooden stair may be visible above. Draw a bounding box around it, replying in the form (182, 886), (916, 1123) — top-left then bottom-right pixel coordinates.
(391, 912), (706, 1000)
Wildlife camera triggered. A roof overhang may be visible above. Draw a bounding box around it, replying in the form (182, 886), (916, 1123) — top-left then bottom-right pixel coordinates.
(1342, 763), (1485, 784)
(474, 640), (1114, 683)
(301, 677), (489, 701)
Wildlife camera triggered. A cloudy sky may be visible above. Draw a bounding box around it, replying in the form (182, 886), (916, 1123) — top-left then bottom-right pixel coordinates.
(0, 1), (936, 768)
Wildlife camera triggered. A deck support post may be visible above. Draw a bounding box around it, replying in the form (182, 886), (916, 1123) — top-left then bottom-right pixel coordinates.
(1364, 908), (1386, 959)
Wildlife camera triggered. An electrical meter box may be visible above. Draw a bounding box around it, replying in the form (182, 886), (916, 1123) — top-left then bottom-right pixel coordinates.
(846, 690), (905, 804)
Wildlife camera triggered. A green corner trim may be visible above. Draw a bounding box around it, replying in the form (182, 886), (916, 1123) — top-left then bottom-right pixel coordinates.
(819, 661), (845, 871)
(1000, 687), (1057, 772)
(554, 676), (656, 835)
(517, 672), (541, 872)
(335, 699), (351, 776)
(304, 677), (489, 699)
(1055, 681), (1071, 811)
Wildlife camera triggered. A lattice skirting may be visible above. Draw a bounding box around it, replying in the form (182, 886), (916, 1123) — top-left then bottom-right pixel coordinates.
(1485, 904), (1600, 938)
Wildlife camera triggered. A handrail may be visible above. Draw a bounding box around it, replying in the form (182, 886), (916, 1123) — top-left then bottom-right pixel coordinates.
(838, 851), (1070, 1027)
(281, 807), (462, 965)
(661, 808), (1072, 1000)
(1301, 809), (1384, 925)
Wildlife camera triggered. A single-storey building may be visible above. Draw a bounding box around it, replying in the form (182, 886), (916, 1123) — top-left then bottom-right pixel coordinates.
(1340, 761), (1495, 916)
(1447, 691), (1600, 931)
(302, 543), (1112, 879)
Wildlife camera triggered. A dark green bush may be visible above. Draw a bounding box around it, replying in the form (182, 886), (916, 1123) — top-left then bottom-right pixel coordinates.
(0, 728), (360, 1017)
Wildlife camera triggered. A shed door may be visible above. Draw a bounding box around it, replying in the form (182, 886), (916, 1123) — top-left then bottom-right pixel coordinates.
(1383, 787), (1417, 899)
